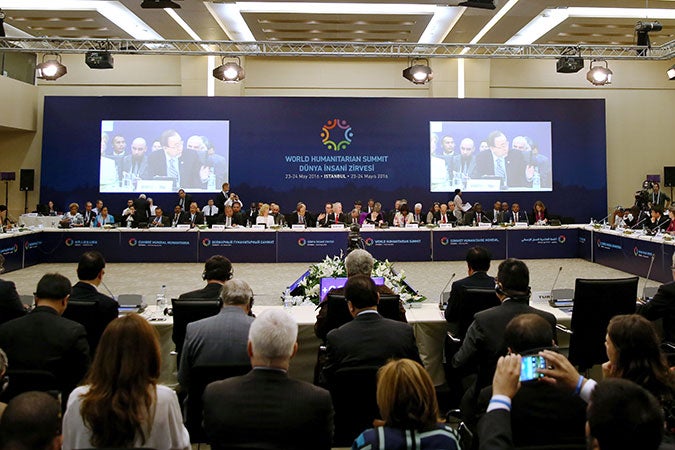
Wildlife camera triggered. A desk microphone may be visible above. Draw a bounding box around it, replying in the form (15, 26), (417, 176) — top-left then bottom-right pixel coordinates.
(439, 273), (456, 310)
(550, 266), (563, 293)
(631, 214), (649, 230)
(101, 280), (117, 301)
(640, 254), (656, 301)
(596, 205), (621, 225)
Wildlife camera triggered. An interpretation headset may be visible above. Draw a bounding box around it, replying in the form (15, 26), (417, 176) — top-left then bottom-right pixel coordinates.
(202, 255), (234, 281)
(495, 281), (531, 300)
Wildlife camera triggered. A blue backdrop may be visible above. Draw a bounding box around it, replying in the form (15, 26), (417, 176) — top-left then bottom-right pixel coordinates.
(41, 96), (606, 221)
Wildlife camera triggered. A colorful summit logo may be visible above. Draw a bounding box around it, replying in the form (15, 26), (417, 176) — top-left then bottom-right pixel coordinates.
(297, 238), (307, 247)
(364, 237), (375, 247)
(65, 238), (74, 247)
(440, 236), (450, 246)
(634, 246), (639, 257)
(128, 238), (137, 247)
(558, 235), (566, 244)
(321, 119), (353, 151)
(202, 238), (211, 247)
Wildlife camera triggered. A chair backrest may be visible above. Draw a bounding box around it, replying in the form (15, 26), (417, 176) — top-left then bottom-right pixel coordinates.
(328, 365), (380, 447)
(324, 293), (403, 340)
(62, 301), (103, 355)
(456, 287), (501, 339)
(569, 277), (638, 370)
(0, 369), (59, 405)
(185, 363), (251, 443)
(171, 299), (221, 359)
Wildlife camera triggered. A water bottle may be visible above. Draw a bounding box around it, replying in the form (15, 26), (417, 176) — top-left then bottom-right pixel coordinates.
(532, 168), (541, 190)
(122, 172), (131, 189)
(283, 288), (293, 310)
(156, 285), (167, 309)
(207, 168), (216, 191)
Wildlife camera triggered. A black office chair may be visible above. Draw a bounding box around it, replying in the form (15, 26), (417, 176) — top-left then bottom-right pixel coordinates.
(62, 300), (104, 357)
(444, 287), (500, 409)
(568, 277), (638, 372)
(184, 363), (251, 443)
(171, 299), (221, 366)
(0, 369), (60, 405)
(328, 365), (380, 447)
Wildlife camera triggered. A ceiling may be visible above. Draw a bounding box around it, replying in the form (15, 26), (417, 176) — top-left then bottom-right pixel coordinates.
(1, 0), (674, 49)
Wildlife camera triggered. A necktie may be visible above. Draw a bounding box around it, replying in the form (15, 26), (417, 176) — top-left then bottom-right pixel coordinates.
(335, 214), (338, 224)
(514, 212), (519, 222)
(209, 206), (212, 216)
(477, 213), (481, 223)
(174, 214), (179, 225)
(168, 158), (179, 184)
(191, 214), (195, 224)
(226, 217), (231, 227)
(495, 158), (506, 182)
(299, 215), (304, 224)
(442, 214), (446, 224)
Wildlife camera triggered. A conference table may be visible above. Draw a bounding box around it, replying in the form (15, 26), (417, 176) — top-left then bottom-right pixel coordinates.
(141, 298), (570, 388)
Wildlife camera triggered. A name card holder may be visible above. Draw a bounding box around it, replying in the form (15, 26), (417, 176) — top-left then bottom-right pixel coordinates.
(251, 224), (266, 230)
(406, 223), (419, 229)
(211, 225), (226, 231)
(176, 224), (190, 230)
(361, 224), (375, 230)
(514, 222), (528, 228)
(292, 224), (306, 230)
(439, 223), (453, 229)
(478, 222), (491, 228)
(330, 224), (345, 229)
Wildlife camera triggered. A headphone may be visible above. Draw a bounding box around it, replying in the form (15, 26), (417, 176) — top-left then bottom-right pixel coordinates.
(202, 256), (234, 281)
(495, 282), (531, 300)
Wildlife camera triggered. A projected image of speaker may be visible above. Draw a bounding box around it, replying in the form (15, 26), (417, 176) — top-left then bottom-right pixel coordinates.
(664, 167), (675, 188)
(20, 169), (34, 191)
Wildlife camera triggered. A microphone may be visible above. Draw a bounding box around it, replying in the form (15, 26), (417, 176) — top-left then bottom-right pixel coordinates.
(631, 213), (649, 230)
(439, 273), (456, 310)
(596, 205), (621, 225)
(550, 266), (563, 293)
(641, 254), (656, 301)
(101, 280), (117, 301)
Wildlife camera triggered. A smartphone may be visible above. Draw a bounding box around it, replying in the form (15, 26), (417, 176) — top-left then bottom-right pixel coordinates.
(520, 355), (546, 382)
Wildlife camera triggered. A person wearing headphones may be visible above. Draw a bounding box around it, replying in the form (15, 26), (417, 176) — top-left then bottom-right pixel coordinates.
(451, 258), (557, 431)
(178, 255), (233, 301)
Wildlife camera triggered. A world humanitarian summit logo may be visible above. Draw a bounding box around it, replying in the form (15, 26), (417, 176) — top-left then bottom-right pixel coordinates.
(321, 119), (353, 151)
(364, 237), (375, 247)
(297, 238), (307, 247)
(558, 235), (566, 244)
(440, 236), (450, 246)
(128, 238), (137, 247)
(65, 238), (74, 247)
(202, 238), (211, 247)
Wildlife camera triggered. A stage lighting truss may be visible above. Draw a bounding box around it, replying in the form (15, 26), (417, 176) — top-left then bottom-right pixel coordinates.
(403, 58), (433, 84)
(36, 53), (67, 81)
(586, 59), (613, 86)
(212, 56), (245, 82)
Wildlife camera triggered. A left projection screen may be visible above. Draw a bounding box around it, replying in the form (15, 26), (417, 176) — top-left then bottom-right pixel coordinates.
(99, 120), (230, 193)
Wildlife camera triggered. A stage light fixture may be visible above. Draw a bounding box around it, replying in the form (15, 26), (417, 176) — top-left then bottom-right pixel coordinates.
(402, 58), (433, 85)
(586, 59), (612, 86)
(635, 21), (662, 56)
(668, 64), (675, 81)
(36, 54), (67, 81)
(458, 0), (496, 10)
(212, 57), (245, 82)
(140, 0), (180, 9)
(556, 47), (584, 74)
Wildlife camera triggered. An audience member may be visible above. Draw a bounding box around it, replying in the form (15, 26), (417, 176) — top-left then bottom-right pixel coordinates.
(352, 358), (460, 450)
(638, 252), (675, 341)
(479, 352), (665, 450)
(0, 254), (26, 326)
(476, 314), (587, 447)
(603, 314), (675, 433)
(179, 255), (233, 300)
(0, 274), (89, 408)
(178, 279), (254, 389)
(203, 309), (334, 450)
(62, 314), (189, 449)
(315, 249), (406, 342)
(63, 251), (119, 357)
(322, 275), (421, 384)
(452, 259), (556, 421)
(0, 391), (63, 450)
(444, 246), (495, 335)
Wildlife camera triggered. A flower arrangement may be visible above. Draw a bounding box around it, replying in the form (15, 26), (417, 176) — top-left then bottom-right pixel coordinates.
(285, 254), (427, 306)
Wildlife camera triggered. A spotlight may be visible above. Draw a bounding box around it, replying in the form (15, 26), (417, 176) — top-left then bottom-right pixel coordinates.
(556, 48), (584, 74)
(635, 21), (662, 56)
(402, 58), (433, 85)
(586, 60), (612, 86)
(212, 57), (245, 82)
(667, 64), (675, 81)
(140, 0), (180, 8)
(457, 0), (496, 10)
(36, 54), (67, 81)
(85, 51), (114, 69)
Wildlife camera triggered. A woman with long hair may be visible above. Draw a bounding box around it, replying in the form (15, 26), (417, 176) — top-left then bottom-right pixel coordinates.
(604, 314), (675, 432)
(531, 200), (549, 225)
(352, 359), (460, 449)
(62, 314), (190, 449)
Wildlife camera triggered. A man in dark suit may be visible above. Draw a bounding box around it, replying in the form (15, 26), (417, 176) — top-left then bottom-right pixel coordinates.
(316, 202), (335, 227)
(434, 203), (455, 225)
(121, 137), (149, 180)
(471, 130), (532, 189)
(231, 201), (247, 226)
(287, 202), (315, 227)
(475, 314), (587, 448)
(176, 189), (193, 212)
(149, 206), (171, 227)
(132, 193), (151, 224)
(203, 309), (334, 450)
(322, 275), (421, 384)
(452, 138), (477, 179)
(186, 201), (204, 228)
(171, 205), (189, 227)
(452, 258), (557, 422)
(179, 278), (253, 389)
(445, 246), (495, 333)
(638, 252), (675, 341)
(645, 205), (670, 232)
(0, 254), (26, 326)
(0, 273), (90, 408)
(142, 129), (207, 190)
(486, 201), (504, 224)
(214, 182), (230, 212)
(463, 202), (490, 226)
(504, 203), (528, 224)
(178, 256), (233, 301)
(479, 355), (664, 450)
(81, 201), (96, 228)
(63, 251), (119, 358)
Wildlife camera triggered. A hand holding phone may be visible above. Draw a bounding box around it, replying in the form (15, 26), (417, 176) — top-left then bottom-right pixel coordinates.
(520, 355), (546, 382)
